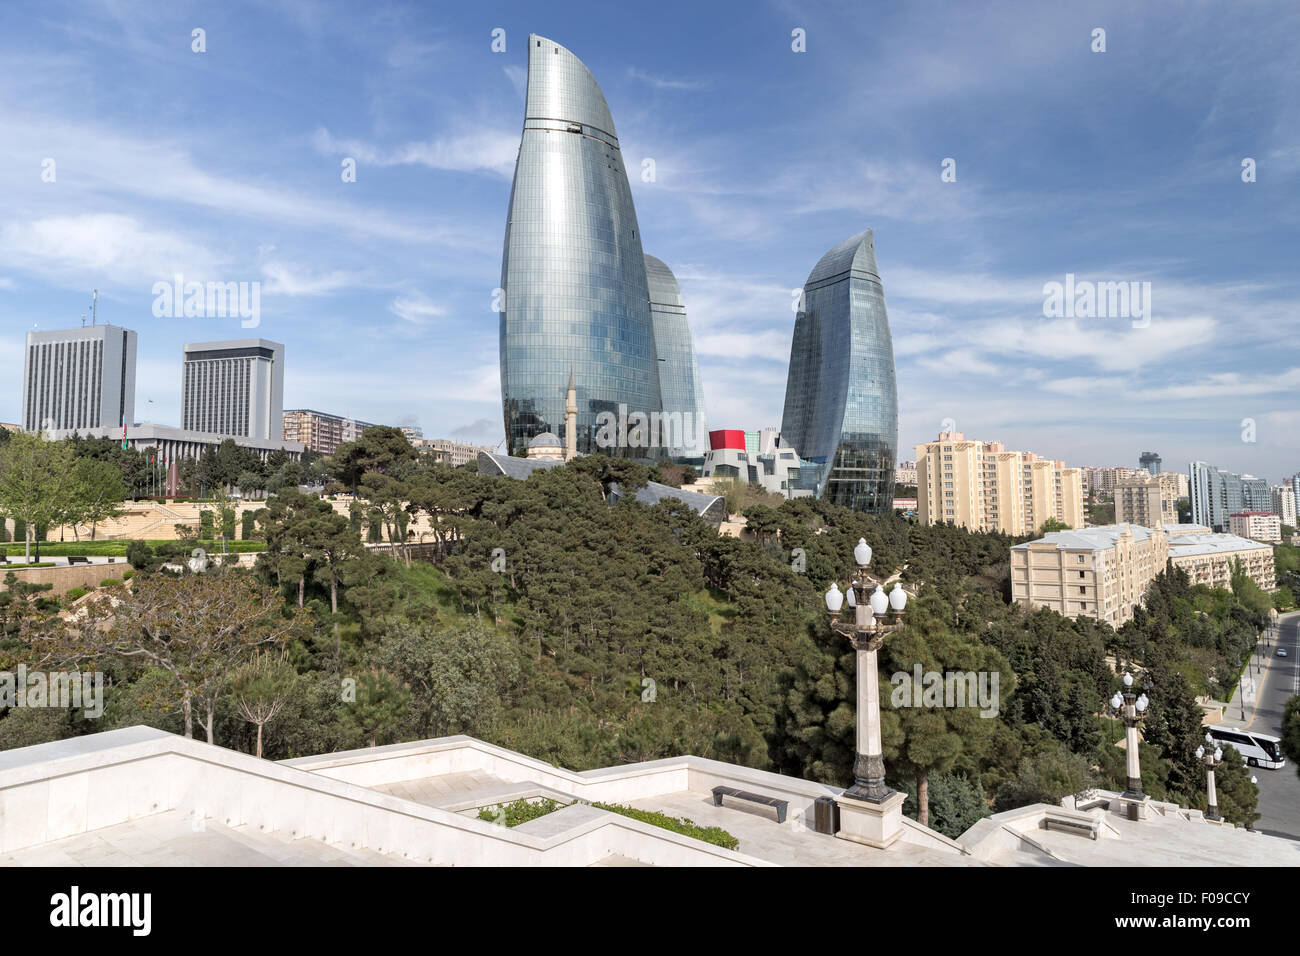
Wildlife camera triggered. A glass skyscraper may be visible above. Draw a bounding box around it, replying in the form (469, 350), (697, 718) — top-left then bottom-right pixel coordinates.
(500, 34), (664, 459)
(780, 230), (898, 512)
(644, 254), (707, 460)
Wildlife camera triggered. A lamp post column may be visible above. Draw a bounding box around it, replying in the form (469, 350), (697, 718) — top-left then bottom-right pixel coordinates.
(847, 601), (891, 802)
(826, 540), (909, 847)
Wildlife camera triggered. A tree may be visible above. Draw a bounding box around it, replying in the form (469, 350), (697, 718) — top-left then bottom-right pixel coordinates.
(29, 571), (299, 742)
(339, 668), (411, 748)
(376, 620), (520, 738)
(228, 650), (301, 758)
(70, 456), (126, 540)
(1281, 695), (1300, 782)
(329, 426), (416, 491)
(0, 431), (74, 562)
(880, 594), (1015, 827)
(1201, 744), (1260, 828)
(994, 745), (1096, 811)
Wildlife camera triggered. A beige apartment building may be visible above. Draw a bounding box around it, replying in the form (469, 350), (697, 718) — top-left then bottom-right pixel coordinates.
(1012, 522), (1277, 627)
(1167, 525), (1276, 590)
(917, 432), (1084, 534)
(1010, 524), (1170, 628)
(1114, 475), (1177, 527)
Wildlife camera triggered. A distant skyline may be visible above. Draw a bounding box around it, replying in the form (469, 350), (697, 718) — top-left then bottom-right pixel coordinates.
(2, 1), (1297, 479)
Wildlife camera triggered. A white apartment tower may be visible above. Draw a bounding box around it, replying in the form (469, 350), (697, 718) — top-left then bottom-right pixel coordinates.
(22, 324), (137, 434)
(182, 339), (284, 441)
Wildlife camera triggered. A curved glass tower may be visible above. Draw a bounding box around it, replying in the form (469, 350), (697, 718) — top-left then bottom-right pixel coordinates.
(645, 254), (707, 460)
(500, 34), (663, 459)
(779, 230), (897, 512)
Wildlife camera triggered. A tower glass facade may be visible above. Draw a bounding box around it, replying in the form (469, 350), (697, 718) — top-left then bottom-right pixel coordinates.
(644, 254), (707, 460)
(500, 34), (663, 459)
(780, 231), (897, 512)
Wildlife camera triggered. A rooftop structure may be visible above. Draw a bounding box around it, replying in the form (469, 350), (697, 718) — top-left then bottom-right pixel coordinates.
(2, 727), (1289, 867)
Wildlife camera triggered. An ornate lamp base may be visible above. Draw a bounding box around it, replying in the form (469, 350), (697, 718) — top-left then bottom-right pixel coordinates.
(844, 753), (896, 803)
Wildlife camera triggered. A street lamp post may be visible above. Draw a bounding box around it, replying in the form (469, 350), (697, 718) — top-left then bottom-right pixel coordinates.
(824, 538), (910, 847)
(1108, 672), (1151, 816)
(1196, 733), (1224, 822)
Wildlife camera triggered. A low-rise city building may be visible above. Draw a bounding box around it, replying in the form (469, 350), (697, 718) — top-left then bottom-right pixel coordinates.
(1168, 525), (1277, 589)
(700, 428), (813, 499)
(413, 438), (496, 468)
(1011, 521), (1278, 627)
(1010, 524), (1169, 628)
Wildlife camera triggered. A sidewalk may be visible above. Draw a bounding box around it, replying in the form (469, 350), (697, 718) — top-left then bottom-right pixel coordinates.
(1214, 612), (1295, 731)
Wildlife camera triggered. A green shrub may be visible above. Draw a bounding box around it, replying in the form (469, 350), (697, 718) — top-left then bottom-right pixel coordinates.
(100, 577), (124, 588)
(592, 802), (739, 850)
(477, 797), (566, 827)
(126, 540), (154, 570)
(122, 569), (135, 580)
(65, 587), (89, 601)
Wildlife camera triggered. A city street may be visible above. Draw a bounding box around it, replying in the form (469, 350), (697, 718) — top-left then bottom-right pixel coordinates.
(1217, 611), (1300, 841)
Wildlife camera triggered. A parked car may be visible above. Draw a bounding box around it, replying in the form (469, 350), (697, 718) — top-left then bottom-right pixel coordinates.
(1278, 648), (1288, 657)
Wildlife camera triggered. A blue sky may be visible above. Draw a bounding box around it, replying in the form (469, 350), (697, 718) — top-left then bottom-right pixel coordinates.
(2, 0), (1298, 481)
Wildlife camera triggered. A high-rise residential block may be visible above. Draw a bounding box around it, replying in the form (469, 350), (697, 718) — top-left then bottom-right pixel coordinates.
(1139, 451), (1161, 475)
(22, 324), (137, 434)
(1115, 474), (1177, 527)
(1274, 484), (1298, 527)
(916, 432), (1083, 533)
(182, 339), (284, 441)
(780, 231), (898, 512)
(1228, 510), (1281, 543)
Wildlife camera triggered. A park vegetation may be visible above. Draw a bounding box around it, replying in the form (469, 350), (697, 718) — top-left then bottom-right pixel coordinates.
(0, 426), (1270, 832)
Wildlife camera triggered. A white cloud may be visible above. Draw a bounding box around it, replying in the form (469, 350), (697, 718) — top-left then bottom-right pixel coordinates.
(389, 294), (447, 325)
(0, 213), (221, 283)
(627, 68), (710, 91)
(312, 127), (518, 178)
(261, 262), (359, 296)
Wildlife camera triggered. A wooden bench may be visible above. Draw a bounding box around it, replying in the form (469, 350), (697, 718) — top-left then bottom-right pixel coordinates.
(711, 785), (788, 824)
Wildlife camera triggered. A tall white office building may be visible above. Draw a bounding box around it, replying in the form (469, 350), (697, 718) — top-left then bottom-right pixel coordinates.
(181, 339), (284, 441)
(22, 325), (137, 434)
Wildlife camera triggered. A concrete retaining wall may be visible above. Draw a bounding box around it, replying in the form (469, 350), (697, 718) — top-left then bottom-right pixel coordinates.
(0, 561), (129, 598)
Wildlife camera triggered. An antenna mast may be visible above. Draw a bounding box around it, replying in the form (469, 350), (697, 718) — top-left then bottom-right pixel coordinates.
(91, 289), (99, 326)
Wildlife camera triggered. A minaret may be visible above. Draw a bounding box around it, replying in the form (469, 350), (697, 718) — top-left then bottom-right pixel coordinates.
(564, 368), (578, 461)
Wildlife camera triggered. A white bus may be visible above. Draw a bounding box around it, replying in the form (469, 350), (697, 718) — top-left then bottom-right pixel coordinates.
(1204, 726), (1286, 770)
